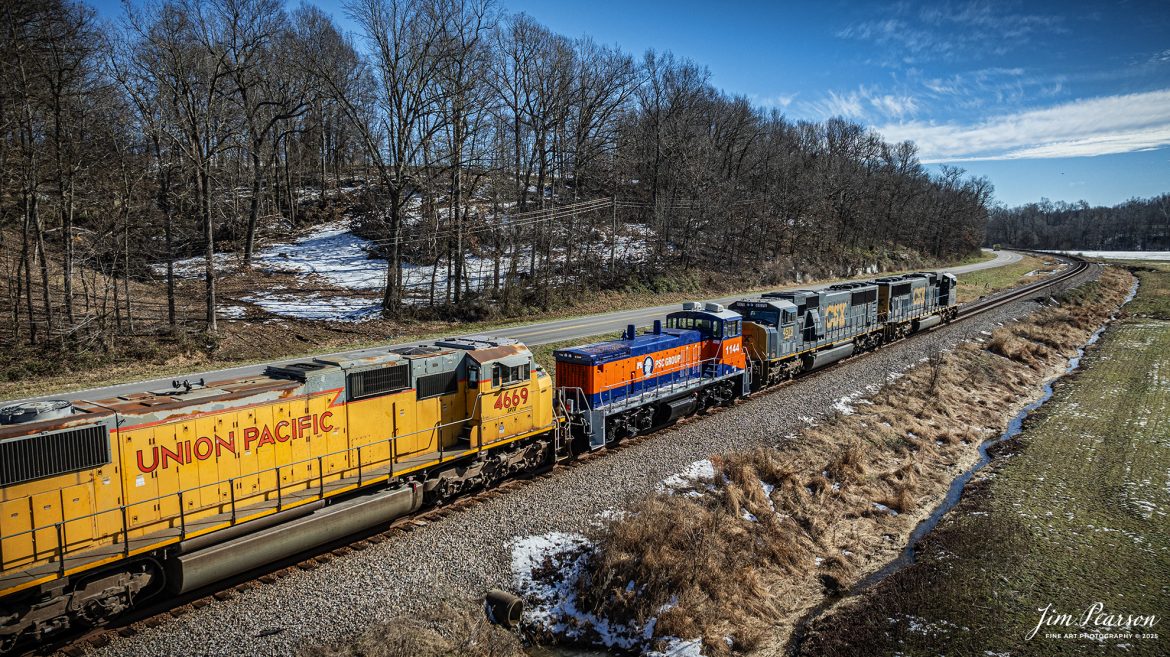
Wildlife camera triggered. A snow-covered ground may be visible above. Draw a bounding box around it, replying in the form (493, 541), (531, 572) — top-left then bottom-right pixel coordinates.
(1049, 250), (1170, 261)
(153, 216), (653, 322)
(510, 531), (706, 656)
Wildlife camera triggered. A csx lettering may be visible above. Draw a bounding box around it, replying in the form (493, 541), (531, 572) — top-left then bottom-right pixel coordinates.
(913, 287), (926, 305)
(135, 411), (334, 473)
(824, 303), (848, 330)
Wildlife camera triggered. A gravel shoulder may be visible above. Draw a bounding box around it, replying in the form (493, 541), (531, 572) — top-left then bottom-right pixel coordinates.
(86, 293), (1064, 657)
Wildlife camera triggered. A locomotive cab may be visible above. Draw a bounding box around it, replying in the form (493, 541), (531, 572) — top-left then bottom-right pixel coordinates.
(665, 301), (742, 339)
(729, 298), (799, 362)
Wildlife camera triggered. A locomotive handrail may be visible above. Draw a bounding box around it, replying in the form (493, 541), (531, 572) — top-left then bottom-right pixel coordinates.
(0, 392), (556, 574)
(588, 354), (733, 402)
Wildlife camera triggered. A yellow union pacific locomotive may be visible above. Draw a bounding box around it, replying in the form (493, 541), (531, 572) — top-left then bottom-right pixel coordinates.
(0, 336), (558, 649)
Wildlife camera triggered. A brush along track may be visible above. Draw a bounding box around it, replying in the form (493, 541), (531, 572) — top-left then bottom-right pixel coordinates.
(44, 256), (1092, 657)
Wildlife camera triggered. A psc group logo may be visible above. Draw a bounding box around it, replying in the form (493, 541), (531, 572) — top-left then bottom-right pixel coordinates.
(642, 356), (654, 377)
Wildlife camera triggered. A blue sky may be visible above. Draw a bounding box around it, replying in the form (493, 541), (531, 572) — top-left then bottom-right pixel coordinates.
(93, 0), (1170, 207)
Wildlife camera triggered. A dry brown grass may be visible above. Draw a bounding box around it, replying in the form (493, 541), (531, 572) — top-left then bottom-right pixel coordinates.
(572, 267), (1135, 656)
(298, 604), (523, 657)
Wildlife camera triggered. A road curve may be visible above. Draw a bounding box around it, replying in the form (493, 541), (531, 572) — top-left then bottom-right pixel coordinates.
(3, 249), (1023, 406)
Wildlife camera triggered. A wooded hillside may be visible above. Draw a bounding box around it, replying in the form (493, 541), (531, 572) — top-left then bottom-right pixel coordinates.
(1, 0), (992, 352)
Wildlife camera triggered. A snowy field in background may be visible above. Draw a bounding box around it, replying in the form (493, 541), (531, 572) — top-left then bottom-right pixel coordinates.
(153, 217), (651, 322)
(1049, 250), (1170, 261)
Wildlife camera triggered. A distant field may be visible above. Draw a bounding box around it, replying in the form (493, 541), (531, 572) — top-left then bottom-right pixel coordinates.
(1054, 250), (1170, 261)
(800, 267), (1170, 656)
(955, 253), (1057, 303)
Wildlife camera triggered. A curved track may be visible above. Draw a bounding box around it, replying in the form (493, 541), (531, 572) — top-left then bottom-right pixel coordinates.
(26, 254), (1093, 657)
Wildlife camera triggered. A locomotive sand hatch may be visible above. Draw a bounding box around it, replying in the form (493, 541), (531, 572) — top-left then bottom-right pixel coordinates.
(0, 270), (965, 652)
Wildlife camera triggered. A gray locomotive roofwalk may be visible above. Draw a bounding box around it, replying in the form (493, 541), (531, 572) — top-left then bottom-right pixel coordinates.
(3, 249), (1022, 407)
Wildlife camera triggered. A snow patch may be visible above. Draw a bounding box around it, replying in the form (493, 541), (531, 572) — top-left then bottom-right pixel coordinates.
(511, 532), (667, 651)
(645, 638), (706, 656)
(240, 292), (382, 322)
(660, 460), (715, 495)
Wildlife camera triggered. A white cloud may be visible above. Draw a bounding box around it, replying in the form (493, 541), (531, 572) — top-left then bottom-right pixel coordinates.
(751, 93), (799, 109)
(869, 93), (918, 118)
(876, 89), (1170, 162)
(802, 86), (918, 121)
(816, 90), (866, 118)
(838, 2), (1066, 64)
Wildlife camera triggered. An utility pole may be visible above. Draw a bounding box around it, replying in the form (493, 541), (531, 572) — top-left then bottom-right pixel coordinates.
(610, 196), (617, 271)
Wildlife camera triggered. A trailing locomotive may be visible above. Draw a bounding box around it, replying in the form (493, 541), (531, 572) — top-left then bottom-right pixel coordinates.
(553, 302), (748, 449)
(0, 271), (959, 651)
(732, 272), (958, 389)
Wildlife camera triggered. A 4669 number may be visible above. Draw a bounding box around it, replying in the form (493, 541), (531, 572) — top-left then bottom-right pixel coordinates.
(493, 387), (529, 410)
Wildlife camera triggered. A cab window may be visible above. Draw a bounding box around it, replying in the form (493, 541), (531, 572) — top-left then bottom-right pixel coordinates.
(746, 309), (779, 326)
(725, 320), (741, 337)
(667, 315), (715, 337)
(493, 363), (531, 387)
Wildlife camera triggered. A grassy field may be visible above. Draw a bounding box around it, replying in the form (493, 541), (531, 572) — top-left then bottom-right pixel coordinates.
(955, 252), (1058, 303)
(1125, 262), (1170, 320)
(799, 268), (1169, 656)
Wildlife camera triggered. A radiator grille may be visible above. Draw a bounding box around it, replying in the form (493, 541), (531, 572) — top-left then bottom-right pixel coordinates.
(348, 365), (410, 400)
(0, 425), (110, 486)
(851, 289), (877, 305)
(417, 371), (458, 400)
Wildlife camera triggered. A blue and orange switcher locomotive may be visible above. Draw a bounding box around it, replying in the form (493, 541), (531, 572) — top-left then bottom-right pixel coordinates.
(553, 301), (748, 449)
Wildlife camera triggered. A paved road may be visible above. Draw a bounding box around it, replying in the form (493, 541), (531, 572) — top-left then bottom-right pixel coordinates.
(4, 249), (1022, 406)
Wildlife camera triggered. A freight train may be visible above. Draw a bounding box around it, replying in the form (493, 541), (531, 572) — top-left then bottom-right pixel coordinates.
(0, 271), (957, 650)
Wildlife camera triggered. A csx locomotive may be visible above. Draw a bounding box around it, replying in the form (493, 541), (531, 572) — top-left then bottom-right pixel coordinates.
(0, 271), (956, 649)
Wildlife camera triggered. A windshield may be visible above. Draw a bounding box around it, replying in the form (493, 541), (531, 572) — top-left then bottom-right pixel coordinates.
(668, 315), (718, 337)
(745, 309), (779, 326)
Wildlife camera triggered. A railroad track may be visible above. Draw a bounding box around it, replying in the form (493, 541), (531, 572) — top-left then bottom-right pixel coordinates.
(955, 252), (1091, 320)
(38, 252), (1095, 657)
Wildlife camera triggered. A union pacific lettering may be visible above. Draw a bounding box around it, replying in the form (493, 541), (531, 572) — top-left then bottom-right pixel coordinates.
(135, 410), (335, 473)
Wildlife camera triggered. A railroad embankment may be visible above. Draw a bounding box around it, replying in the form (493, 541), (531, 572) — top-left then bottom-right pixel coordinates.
(514, 267), (1133, 656)
(793, 264), (1169, 657)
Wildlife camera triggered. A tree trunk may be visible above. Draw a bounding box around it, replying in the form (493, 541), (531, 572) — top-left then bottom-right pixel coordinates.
(20, 198), (36, 344)
(244, 148), (263, 265)
(382, 188), (402, 314)
(200, 163), (217, 333)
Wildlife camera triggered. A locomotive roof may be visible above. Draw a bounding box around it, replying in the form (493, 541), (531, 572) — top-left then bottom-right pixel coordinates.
(0, 334), (530, 440)
(667, 307), (742, 321)
(730, 298), (797, 312)
(553, 327), (701, 364)
(0, 373), (302, 441)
